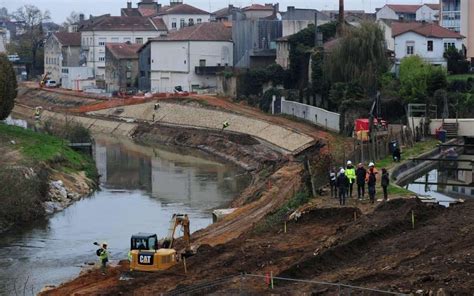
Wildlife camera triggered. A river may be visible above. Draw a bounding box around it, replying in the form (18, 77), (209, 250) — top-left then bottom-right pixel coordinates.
(0, 133), (249, 295)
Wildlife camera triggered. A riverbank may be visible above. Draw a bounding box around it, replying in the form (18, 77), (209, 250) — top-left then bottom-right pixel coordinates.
(0, 123), (97, 233)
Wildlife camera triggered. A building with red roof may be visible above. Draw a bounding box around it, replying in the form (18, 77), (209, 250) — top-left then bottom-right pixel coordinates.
(44, 32), (82, 82)
(376, 3), (439, 22)
(105, 43), (143, 92)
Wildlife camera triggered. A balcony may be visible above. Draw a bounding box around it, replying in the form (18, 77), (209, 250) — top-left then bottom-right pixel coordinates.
(195, 66), (228, 75)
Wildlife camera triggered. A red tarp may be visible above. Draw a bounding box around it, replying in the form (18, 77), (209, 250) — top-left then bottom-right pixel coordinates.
(354, 118), (387, 132)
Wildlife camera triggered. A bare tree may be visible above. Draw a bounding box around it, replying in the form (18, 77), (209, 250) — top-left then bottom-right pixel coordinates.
(62, 11), (82, 29)
(11, 5), (51, 76)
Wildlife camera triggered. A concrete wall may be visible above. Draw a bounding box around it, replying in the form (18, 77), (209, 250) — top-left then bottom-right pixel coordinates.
(280, 98), (340, 132)
(276, 40), (290, 69)
(429, 118), (474, 137)
(61, 67), (94, 90)
(216, 74), (237, 98)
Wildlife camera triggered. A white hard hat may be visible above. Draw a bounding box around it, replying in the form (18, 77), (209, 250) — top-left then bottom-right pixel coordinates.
(102, 242), (108, 247)
(369, 162), (375, 167)
(347, 160), (352, 165)
(340, 169), (345, 174)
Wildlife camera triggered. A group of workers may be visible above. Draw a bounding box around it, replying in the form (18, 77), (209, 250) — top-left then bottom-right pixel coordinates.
(330, 161), (390, 206)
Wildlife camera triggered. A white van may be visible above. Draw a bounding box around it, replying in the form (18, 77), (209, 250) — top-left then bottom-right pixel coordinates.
(45, 80), (57, 88)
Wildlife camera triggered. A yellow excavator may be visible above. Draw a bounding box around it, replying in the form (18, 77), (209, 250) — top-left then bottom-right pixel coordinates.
(129, 213), (193, 272)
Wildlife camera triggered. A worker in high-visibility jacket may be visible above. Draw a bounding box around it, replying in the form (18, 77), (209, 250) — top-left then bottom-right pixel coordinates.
(222, 121), (230, 131)
(98, 242), (110, 275)
(345, 160), (356, 198)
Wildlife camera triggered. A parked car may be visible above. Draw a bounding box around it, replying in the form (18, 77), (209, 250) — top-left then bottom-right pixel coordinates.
(45, 80), (57, 88)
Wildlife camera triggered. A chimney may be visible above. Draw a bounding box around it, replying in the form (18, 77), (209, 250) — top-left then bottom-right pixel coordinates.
(287, 6), (295, 11)
(79, 13), (85, 22)
(127, 1), (132, 9)
(338, 0), (344, 36)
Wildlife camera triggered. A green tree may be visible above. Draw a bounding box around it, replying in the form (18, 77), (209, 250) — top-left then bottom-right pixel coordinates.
(325, 22), (388, 96)
(0, 54), (18, 120)
(444, 47), (469, 74)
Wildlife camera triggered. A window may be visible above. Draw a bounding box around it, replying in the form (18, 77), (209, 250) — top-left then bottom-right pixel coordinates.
(99, 56), (105, 62)
(199, 59), (206, 67)
(197, 18), (202, 24)
(188, 18), (194, 26)
(126, 71), (132, 79)
(111, 37), (119, 43)
(444, 42), (455, 50)
(406, 41), (415, 55)
(427, 40), (433, 51)
(140, 71), (145, 77)
(123, 37), (131, 43)
(172, 22), (177, 29)
(98, 38), (106, 46)
(147, 57), (151, 65)
(136, 37), (143, 44)
(180, 18), (185, 28)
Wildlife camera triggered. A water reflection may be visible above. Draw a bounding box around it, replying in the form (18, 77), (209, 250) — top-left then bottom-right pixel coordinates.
(0, 134), (248, 295)
(407, 154), (474, 205)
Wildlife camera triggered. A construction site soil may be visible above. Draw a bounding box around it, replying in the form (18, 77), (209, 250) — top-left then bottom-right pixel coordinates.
(41, 199), (474, 295)
(16, 86), (474, 295)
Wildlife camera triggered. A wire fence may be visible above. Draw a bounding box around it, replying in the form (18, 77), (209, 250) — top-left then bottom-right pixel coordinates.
(165, 273), (409, 296)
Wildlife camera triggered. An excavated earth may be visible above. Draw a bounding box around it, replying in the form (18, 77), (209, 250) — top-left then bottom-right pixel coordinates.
(42, 199), (474, 295)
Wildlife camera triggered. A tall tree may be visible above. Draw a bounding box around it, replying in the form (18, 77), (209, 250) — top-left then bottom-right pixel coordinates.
(325, 22), (388, 96)
(11, 5), (50, 76)
(62, 11), (82, 29)
(0, 54), (18, 120)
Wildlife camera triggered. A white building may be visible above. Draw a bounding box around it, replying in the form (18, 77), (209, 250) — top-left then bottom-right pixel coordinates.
(79, 16), (167, 79)
(378, 19), (395, 52)
(377, 4), (439, 22)
(440, 0), (474, 63)
(393, 22), (464, 68)
(139, 22), (233, 93)
(61, 67), (95, 90)
(157, 3), (210, 31)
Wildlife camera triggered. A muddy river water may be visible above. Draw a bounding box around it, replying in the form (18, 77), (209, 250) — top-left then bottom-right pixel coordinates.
(0, 135), (249, 295)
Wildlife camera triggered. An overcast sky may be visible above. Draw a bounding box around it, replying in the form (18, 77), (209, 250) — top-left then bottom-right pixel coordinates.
(0, 0), (438, 23)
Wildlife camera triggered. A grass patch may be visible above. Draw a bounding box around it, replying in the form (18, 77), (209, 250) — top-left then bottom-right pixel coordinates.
(0, 124), (97, 180)
(447, 73), (474, 82)
(254, 191), (310, 233)
(376, 138), (438, 170)
(387, 184), (412, 196)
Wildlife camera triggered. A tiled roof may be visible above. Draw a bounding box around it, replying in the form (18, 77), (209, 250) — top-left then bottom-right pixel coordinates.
(386, 4), (421, 14)
(244, 4), (274, 11)
(53, 32), (81, 46)
(425, 4), (440, 10)
(152, 22), (231, 42)
(121, 8), (142, 17)
(80, 16), (162, 32)
(158, 4), (209, 15)
(392, 22), (464, 38)
(106, 43), (142, 59)
(151, 17), (168, 31)
(138, 7), (158, 17)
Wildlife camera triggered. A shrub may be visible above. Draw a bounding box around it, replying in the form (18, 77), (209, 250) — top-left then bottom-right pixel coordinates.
(0, 54), (18, 120)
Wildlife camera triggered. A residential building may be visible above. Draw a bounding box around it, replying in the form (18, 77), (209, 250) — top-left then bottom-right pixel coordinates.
(138, 22), (233, 93)
(44, 32), (82, 83)
(105, 43), (142, 92)
(212, 5), (243, 22)
(416, 4), (440, 22)
(79, 16), (167, 79)
(233, 17), (282, 68)
(281, 6), (330, 37)
(376, 5), (418, 21)
(157, 3), (210, 31)
(440, 0), (474, 62)
(243, 4), (277, 20)
(392, 22), (464, 69)
(61, 67), (95, 90)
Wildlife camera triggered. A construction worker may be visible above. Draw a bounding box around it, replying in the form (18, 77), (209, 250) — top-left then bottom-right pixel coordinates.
(98, 242), (109, 275)
(329, 167), (337, 198)
(345, 161), (356, 198)
(356, 163), (367, 200)
(34, 107), (42, 121)
(366, 162), (378, 204)
(222, 121), (230, 131)
(381, 168), (390, 201)
(336, 169), (350, 206)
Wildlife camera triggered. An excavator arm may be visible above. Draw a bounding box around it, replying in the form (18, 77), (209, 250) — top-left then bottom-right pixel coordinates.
(164, 214), (191, 253)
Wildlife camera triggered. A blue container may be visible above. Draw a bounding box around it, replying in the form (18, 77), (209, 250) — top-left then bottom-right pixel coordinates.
(438, 129), (447, 143)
